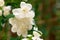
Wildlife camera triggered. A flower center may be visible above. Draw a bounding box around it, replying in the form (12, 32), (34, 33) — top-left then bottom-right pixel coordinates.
(22, 8), (28, 14)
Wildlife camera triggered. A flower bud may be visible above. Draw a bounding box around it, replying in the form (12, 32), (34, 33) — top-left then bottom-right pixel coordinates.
(0, 0), (5, 7)
(3, 6), (11, 16)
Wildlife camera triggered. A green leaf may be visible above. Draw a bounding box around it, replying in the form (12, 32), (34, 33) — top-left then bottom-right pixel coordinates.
(10, 37), (20, 40)
(38, 24), (48, 38)
(0, 16), (3, 31)
(0, 25), (2, 31)
(5, 14), (14, 19)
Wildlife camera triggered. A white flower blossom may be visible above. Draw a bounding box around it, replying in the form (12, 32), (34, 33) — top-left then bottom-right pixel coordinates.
(9, 18), (34, 37)
(32, 31), (43, 40)
(33, 31), (41, 37)
(32, 37), (43, 40)
(12, 2), (35, 19)
(9, 2), (35, 37)
(33, 27), (43, 36)
(0, 0), (4, 7)
(3, 6), (11, 16)
(0, 10), (2, 16)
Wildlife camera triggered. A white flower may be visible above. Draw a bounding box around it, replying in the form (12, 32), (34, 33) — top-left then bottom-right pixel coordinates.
(9, 18), (34, 37)
(0, 10), (2, 16)
(12, 2), (35, 19)
(22, 38), (28, 40)
(0, 0), (4, 7)
(32, 37), (43, 40)
(33, 27), (43, 36)
(32, 31), (43, 40)
(3, 6), (11, 16)
(33, 31), (41, 37)
(9, 1), (35, 37)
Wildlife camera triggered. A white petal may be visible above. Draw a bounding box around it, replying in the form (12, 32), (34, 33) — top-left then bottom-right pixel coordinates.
(38, 31), (43, 36)
(3, 6), (11, 16)
(32, 37), (37, 40)
(3, 11), (10, 16)
(15, 14), (25, 19)
(17, 29), (21, 36)
(12, 8), (21, 15)
(38, 38), (43, 40)
(28, 25), (32, 30)
(22, 31), (27, 37)
(12, 8), (25, 18)
(33, 31), (40, 37)
(20, 2), (26, 8)
(11, 26), (17, 33)
(37, 37), (43, 40)
(30, 19), (35, 25)
(9, 18), (13, 24)
(32, 37), (43, 40)
(26, 3), (32, 10)
(3, 6), (11, 11)
(0, 10), (2, 16)
(20, 2), (32, 11)
(9, 18), (15, 25)
(26, 10), (35, 18)
(9, 18), (17, 26)
(0, 0), (4, 7)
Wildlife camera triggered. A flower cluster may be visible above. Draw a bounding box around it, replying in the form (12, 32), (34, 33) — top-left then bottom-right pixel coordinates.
(0, 0), (43, 40)
(9, 2), (35, 37)
(0, 0), (11, 16)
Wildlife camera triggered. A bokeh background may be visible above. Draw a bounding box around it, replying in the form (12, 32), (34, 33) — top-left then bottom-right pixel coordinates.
(0, 0), (60, 40)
